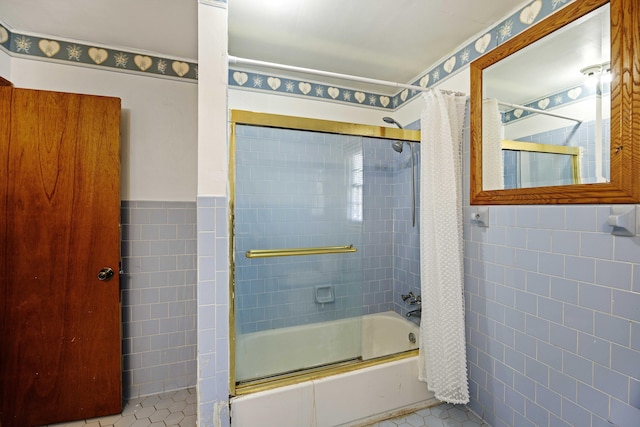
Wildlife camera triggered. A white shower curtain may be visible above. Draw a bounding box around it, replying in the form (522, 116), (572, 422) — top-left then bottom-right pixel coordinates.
(482, 98), (504, 190)
(418, 89), (469, 404)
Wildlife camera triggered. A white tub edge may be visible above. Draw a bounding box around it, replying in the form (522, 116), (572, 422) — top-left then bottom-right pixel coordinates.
(230, 355), (437, 427)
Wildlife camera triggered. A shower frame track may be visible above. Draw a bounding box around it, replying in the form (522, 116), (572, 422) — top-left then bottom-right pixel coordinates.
(228, 110), (421, 395)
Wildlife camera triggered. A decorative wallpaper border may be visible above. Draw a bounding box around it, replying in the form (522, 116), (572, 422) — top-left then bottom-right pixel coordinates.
(0, 23), (198, 82)
(227, 0), (575, 110)
(501, 82), (601, 123)
(1, 0), (574, 108)
(228, 69), (402, 110)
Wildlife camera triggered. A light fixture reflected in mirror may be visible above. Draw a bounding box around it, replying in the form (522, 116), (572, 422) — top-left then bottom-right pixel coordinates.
(581, 61), (611, 86)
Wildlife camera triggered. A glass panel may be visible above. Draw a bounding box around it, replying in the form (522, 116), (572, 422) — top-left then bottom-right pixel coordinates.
(234, 125), (364, 383)
(504, 150), (576, 189)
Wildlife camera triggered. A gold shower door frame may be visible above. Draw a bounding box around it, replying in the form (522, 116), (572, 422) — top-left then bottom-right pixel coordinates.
(228, 110), (420, 395)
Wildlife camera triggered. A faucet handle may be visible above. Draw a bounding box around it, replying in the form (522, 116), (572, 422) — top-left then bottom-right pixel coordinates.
(401, 292), (415, 302)
(401, 292), (421, 305)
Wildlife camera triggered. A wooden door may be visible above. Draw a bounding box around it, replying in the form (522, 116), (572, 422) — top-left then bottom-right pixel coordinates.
(0, 86), (122, 427)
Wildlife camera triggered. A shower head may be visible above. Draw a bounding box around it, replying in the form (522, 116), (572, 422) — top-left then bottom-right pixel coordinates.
(387, 120), (416, 227)
(392, 140), (404, 153)
(382, 116), (403, 129)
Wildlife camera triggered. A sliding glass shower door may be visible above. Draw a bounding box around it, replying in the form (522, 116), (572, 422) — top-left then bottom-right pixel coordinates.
(233, 120), (365, 384)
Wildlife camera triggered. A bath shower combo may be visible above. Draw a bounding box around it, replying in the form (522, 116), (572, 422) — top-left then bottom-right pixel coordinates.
(230, 111), (431, 426)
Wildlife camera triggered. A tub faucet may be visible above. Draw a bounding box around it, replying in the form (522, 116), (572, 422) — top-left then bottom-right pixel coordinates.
(401, 292), (421, 305)
(406, 308), (422, 318)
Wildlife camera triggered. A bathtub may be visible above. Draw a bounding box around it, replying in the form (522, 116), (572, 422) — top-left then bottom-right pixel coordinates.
(231, 311), (437, 427)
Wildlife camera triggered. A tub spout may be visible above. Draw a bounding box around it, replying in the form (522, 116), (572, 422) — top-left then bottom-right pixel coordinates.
(406, 308), (421, 318)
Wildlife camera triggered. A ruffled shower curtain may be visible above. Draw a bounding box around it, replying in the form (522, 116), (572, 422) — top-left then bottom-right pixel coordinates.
(418, 89), (469, 404)
(482, 98), (504, 190)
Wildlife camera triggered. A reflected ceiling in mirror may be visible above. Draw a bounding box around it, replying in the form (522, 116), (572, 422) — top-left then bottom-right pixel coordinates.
(470, 0), (640, 205)
(484, 4), (610, 190)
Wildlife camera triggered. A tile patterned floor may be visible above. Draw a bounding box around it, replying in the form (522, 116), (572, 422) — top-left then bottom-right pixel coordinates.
(43, 389), (485, 427)
(367, 404), (488, 427)
(44, 388), (196, 427)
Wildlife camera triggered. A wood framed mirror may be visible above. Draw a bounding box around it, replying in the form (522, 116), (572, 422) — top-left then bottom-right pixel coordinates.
(470, 0), (639, 204)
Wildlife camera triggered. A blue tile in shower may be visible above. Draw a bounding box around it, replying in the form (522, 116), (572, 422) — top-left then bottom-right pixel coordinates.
(515, 290), (537, 316)
(515, 249), (538, 272)
(478, 385), (496, 410)
(505, 346), (525, 374)
(563, 351), (594, 385)
(514, 333), (537, 362)
(198, 207), (216, 232)
(580, 232), (614, 260)
(550, 230), (580, 255)
(539, 206), (566, 230)
(486, 264), (505, 286)
(594, 364), (629, 402)
(505, 307), (526, 333)
(537, 339), (563, 371)
(594, 312), (630, 347)
(595, 259), (632, 290)
(526, 314), (550, 342)
(494, 284), (515, 308)
(590, 415), (612, 427)
(578, 332), (611, 366)
(538, 252), (565, 277)
(487, 225), (506, 245)
(495, 206), (517, 227)
(549, 277), (578, 304)
(526, 395), (551, 425)
(610, 398), (640, 427)
(561, 397), (592, 427)
(564, 255), (595, 282)
(619, 324), (640, 360)
(516, 206), (539, 228)
(504, 389), (524, 418)
(469, 328), (488, 354)
(513, 371), (536, 401)
(527, 272), (550, 296)
(199, 256), (216, 281)
(612, 289), (640, 322)
(611, 343), (640, 379)
(503, 268), (525, 292)
(537, 297), (563, 324)
(549, 369), (577, 402)
(528, 229), (551, 252)
(549, 324), (578, 353)
(614, 236), (640, 263)
(564, 303), (594, 334)
(525, 357), (550, 388)
(494, 360), (514, 387)
(565, 206), (598, 231)
(630, 377), (640, 409)
(579, 282), (612, 313)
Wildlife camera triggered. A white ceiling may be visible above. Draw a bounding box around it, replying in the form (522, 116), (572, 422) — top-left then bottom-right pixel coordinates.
(0, 0), (524, 93)
(485, 3), (610, 105)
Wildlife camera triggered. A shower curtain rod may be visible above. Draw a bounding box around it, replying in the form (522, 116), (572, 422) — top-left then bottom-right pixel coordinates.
(497, 100), (583, 124)
(228, 55), (433, 93)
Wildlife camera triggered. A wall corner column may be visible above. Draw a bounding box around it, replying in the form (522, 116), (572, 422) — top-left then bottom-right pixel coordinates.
(197, 1), (229, 426)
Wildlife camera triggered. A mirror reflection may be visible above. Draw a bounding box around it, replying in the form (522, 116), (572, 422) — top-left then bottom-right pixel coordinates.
(482, 3), (610, 190)
(502, 140), (581, 189)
